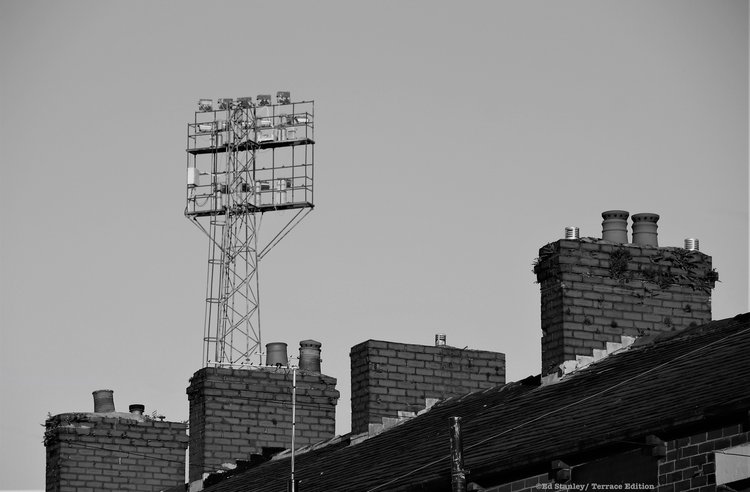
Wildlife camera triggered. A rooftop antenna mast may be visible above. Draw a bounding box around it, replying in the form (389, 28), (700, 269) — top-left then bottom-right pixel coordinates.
(185, 92), (315, 367)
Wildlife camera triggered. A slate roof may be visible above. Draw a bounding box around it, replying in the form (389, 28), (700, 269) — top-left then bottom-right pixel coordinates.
(202, 313), (750, 492)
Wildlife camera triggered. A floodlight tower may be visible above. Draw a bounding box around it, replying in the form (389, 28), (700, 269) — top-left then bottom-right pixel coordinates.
(185, 92), (314, 367)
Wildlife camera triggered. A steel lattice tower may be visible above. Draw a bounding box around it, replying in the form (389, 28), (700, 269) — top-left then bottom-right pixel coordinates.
(185, 93), (314, 366)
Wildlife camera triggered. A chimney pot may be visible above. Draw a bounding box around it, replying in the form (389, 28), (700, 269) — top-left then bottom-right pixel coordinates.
(564, 227), (579, 240)
(435, 334), (447, 346)
(265, 342), (289, 367)
(299, 339), (322, 373)
(129, 404), (145, 415)
(92, 389), (115, 413)
(601, 210), (629, 243)
(684, 238), (699, 251)
(631, 213), (660, 247)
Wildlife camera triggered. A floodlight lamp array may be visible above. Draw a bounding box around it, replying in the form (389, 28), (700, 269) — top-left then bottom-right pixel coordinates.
(276, 91), (291, 105)
(197, 91), (293, 111)
(198, 99), (213, 111)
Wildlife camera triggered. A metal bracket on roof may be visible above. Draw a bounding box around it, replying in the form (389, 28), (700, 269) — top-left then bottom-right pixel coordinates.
(643, 435), (667, 459)
(549, 459), (571, 483)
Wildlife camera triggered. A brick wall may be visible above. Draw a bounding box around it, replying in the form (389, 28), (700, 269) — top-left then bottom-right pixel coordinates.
(44, 412), (187, 492)
(534, 239), (716, 373)
(186, 366), (339, 482)
(350, 340), (505, 434)
(658, 423), (750, 491)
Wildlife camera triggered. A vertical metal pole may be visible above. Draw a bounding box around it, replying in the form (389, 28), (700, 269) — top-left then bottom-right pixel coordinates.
(450, 416), (466, 492)
(254, 213), (262, 365)
(290, 367), (297, 492)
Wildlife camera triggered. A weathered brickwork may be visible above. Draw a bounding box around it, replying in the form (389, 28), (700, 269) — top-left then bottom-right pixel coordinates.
(658, 424), (750, 492)
(187, 366), (339, 482)
(350, 340), (505, 434)
(534, 239), (716, 373)
(44, 413), (187, 492)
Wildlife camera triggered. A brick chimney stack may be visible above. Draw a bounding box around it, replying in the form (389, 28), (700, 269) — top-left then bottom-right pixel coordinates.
(534, 211), (717, 375)
(44, 390), (187, 492)
(186, 341), (339, 483)
(350, 339), (505, 435)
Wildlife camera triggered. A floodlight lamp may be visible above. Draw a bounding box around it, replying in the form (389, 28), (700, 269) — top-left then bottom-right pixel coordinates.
(218, 98), (234, 110)
(187, 167), (200, 187)
(237, 97), (253, 109)
(257, 130), (275, 143)
(257, 94), (271, 106)
(276, 91), (291, 105)
(198, 99), (213, 111)
(197, 122), (216, 133)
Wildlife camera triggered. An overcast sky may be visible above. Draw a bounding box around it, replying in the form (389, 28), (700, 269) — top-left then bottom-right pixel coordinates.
(0, 1), (747, 490)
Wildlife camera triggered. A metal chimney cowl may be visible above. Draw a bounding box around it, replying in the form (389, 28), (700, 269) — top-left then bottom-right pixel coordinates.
(564, 227), (580, 240)
(129, 404), (145, 415)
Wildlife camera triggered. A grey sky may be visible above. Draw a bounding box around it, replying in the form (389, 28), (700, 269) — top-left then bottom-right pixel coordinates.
(0, 1), (747, 489)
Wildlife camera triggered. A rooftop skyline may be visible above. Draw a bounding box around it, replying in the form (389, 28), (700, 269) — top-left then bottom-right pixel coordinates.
(1, 1), (747, 490)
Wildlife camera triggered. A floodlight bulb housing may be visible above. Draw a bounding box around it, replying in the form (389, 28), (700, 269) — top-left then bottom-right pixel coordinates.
(218, 98), (233, 110)
(198, 99), (213, 111)
(257, 94), (271, 106)
(237, 97), (253, 109)
(276, 91), (291, 105)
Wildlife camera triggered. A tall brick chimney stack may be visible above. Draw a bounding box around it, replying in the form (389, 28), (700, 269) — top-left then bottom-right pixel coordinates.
(534, 211), (717, 375)
(187, 341), (339, 483)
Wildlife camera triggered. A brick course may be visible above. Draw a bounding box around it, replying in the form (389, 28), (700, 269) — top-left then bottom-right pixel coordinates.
(535, 240), (716, 373)
(186, 366), (339, 482)
(658, 424), (750, 492)
(44, 413), (187, 492)
(350, 340), (505, 434)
